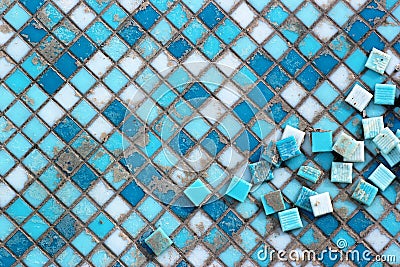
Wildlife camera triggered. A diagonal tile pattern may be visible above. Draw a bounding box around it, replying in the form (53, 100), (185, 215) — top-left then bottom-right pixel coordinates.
(0, 0), (399, 266)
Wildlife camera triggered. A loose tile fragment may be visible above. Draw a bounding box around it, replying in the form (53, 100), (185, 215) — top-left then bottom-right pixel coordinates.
(260, 141), (282, 167)
(362, 116), (384, 139)
(351, 179), (378, 206)
(368, 164), (396, 191)
(281, 125), (305, 149)
(184, 179), (211, 206)
(330, 162), (353, 183)
(311, 130), (333, 152)
(295, 186), (318, 212)
(381, 144), (400, 167)
(226, 176), (252, 202)
(343, 141), (364, 163)
(267, 170), (274, 180)
(261, 190), (285, 215)
(365, 47), (391, 74)
(309, 192), (333, 217)
(332, 132), (358, 158)
(248, 161), (272, 185)
(278, 208), (303, 232)
(373, 127), (400, 154)
(145, 227), (173, 256)
(345, 84), (373, 112)
(374, 84), (396, 105)
(297, 165), (322, 183)
(276, 136), (302, 161)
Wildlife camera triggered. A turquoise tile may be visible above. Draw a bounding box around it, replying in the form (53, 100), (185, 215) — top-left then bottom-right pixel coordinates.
(22, 215), (48, 240)
(231, 36), (257, 60)
(264, 34), (288, 59)
(0, 215), (15, 241)
(183, 19), (207, 45)
(4, 3), (30, 30)
(21, 53), (47, 79)
(296, 2), (320, 27)
(265, 4), (288, 26)
(166, 4), (189, 29)
(72, 231), (97, 256)
(6, 133), (32, 159)
(5, 100), (31, 127)
(328, 1), (354, 26)
(6, 198), (33, 224)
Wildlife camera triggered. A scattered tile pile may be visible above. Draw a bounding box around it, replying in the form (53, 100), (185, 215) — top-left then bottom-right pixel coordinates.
(242, 47), (400, 233)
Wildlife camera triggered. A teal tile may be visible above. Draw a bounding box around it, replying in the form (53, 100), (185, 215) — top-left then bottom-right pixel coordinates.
(278, 208), (303, 232)
(0, 150), (15, 175)
(226, 176), (252, 202)
(184, 179), (211, 206)
(296, 2), (320, 27)
(145, 228), (173, 256)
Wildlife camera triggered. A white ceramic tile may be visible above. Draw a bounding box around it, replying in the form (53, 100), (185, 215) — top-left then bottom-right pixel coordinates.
(344, 141), (365, 162)
(309, 192), (333, 217)
(157, 246), (180, 267)
(219, 146), (246, 170)
(216, 84), (241, 108)
(0, 183), (16, 208)
(281, 125), (305, 147)
(184, 51), (209, 77)
(5, 165), (29, 192)
(54, 84), (80, 110)
(215, 0), (240, 12)
(118, 0), (142, 12)
(200, 97), (228, 123)
(217, 51), (241, 76)
(250, 19), (274, 44)
(345, 0), (368, 10)
(281, 81), (307, 108)
(70, 4), (96, 30)
(87, 51), (113, 78)
(0, 20), (14, 45)
(119, 84), (146, 109)
(105, 229), (131, 255)
(329, 64), (354, 91)
(87, 84), (113, 109)
(267, 229), (292, 250)
(314, 0), (337, 9)
(187, 245), (210, 267)
(345, 84), (373, 112)
(0, 56), (14, 79)
(6, 36), (30, 62)
(151, 51), (177, 77)
(38, 100), (65, 127)
(298, 97), (323, 122)
(271, 168), (292, 188)
(385, 49), (400, 75)
(87, 116), (114, 142)
(89, 180), (114, 206)
(119, 51), (144, 78)
(313, 18), (338, 42)
(231, 3), (256, 28)
(365, 228), (390, 252)
(189, 210), (213, 236)
(53, 0), (79, 12)
(105, 196), (130, 221)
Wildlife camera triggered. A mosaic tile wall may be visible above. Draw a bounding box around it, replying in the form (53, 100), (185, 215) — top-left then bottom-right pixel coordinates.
(0, 0), (400, 266)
